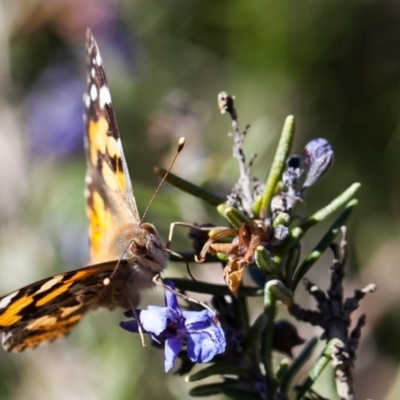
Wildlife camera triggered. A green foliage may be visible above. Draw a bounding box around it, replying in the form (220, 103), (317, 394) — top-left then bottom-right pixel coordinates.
(166, 102), (369, 399)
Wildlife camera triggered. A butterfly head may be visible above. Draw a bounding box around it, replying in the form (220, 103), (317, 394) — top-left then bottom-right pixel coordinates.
(106, 222), (168, 274)
(130, 222), (169, 273)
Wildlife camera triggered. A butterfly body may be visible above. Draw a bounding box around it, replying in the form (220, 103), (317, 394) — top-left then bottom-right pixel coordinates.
(0, 30), (168, 352)
(92, 221), (169, 310)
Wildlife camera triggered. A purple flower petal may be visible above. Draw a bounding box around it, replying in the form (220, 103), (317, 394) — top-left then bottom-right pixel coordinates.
(163, 280), (180, 311)
(120, 281), (226, 372)
(187, 331), (218, 363)
(140, 306), (181, 336)
(302, 138), (334, 189)
(120, 319), (139, 333)
(183, 310), (214, 329)
(185, 312), (226, 363)
(164, 338), (183, 372)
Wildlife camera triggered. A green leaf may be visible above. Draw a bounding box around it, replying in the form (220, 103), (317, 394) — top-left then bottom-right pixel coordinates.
(243, 312), (268, 353)
(217, 204), (251, 228)
(297, 183), (360, 232)
(189, 380), (260, 399)
(186, 364), (243, 382)
(265, 279), (293, 307)
(275, 358), (290, 386)
(274, 183), (360, 261)
(284, 242), (301, 284)
(255, 245), (280, 277)
(261, 283), (277, 379)
(296, 339), (340, 400)
(153, 166), (225, 206)
(254, 115), (295, 219)
(280, 337), (319, 396)
(169, 278), (264, 297)
(292, 199), (358, 288)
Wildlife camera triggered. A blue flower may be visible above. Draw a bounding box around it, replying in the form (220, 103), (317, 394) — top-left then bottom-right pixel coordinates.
(120, 281), (226, 372)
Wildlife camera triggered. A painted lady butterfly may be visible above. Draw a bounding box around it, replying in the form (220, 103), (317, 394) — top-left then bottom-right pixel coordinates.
(0, 29), (168, 352)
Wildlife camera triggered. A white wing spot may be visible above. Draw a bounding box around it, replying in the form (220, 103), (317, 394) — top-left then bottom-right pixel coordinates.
(0, 291), (18, 309)
(85, 174), (93, 185)
(36, 276), (64, 294)
(2, 331), (13, 348)
(95, 52), (102, 66)
(83, 93), (90, 109)
(91, 67), (96, 78)
(99, 85), (111, 108)
(88, 41), (95, 53)
(90, 84), (98, 102)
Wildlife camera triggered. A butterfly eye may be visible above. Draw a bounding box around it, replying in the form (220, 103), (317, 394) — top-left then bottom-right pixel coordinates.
(141, 223), (158, 236)
(131, 241), (146, 255)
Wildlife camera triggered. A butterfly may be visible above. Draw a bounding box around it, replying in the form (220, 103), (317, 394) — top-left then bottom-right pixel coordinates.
(0, 29), (169, 352)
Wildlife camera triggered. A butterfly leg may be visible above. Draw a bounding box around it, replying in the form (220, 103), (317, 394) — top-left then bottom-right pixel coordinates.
(167, 222), (229, 249)
(167, 222), (197, 249)
(132, 308), (147, 348)
(166, 222), (226, 287)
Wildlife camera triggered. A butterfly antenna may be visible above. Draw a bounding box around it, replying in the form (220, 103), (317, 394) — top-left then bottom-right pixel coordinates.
(104, 138), (185, 287)
(103, 240), (133, 286)
(140, 137), (185, 224)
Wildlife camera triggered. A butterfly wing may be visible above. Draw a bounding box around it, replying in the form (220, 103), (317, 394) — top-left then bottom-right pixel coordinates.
(84, 30), (140, 262)
(0, 31), (161, 353)
(0, 262), (120, 352)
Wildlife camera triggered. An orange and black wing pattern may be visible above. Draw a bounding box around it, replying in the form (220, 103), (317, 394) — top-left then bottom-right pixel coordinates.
(84, 30), (140, 262)
(0, 262), (117, 352)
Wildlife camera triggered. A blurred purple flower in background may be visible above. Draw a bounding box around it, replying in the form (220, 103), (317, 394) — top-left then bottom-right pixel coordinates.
(24, 0), (137, 160)
(25, 31), (135, 159)
(121, 281), (226, 372)
(26, 63), (84, 158)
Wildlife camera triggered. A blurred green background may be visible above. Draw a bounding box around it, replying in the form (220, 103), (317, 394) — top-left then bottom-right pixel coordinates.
(0, 0), (399, 399)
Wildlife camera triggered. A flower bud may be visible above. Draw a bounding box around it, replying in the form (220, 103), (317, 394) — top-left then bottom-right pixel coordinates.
(302, 138), (334, 189)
